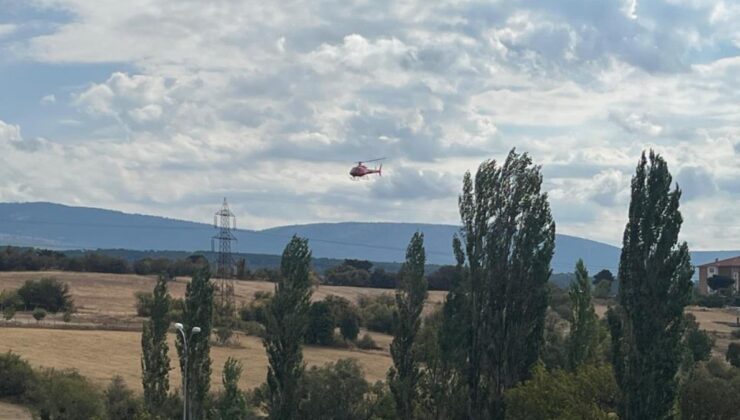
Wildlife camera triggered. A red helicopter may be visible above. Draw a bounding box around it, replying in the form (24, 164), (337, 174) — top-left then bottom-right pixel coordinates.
(349, 158), (384, 179)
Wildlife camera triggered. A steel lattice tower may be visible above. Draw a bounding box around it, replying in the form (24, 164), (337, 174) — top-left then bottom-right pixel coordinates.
(212, 198), (237, 304)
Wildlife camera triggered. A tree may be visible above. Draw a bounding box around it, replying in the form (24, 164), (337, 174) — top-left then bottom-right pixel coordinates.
(593, 269), (615, 285)
(105, 376), (142, 420)
(298, 359), (387, 420)
(607, 151), (694, 420)
(176, 268), (214, 420)
(450, 150), (556, 419)
(727, 343), (740, 368)
(32, 307), (46, 323)
(28, 368), (105, 420)
(305, 301), (335, 346)
(707, 275), (734, 291)
(263, 236), (313, 420)
(217, 357), (252, 419)
(389, 232), (427, 420)
(141, 274), (171, 415)
(17, 277), (73, 313)
(0, 352), (35, 398)
(567, 259), (599, 370)
(339, 312), (359, 342)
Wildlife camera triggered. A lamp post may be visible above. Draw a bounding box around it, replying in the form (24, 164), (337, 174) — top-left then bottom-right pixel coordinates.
(175, 322), (201, 420)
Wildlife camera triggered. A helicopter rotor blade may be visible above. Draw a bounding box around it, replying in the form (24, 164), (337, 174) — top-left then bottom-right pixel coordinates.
(361, 157), (386, 163)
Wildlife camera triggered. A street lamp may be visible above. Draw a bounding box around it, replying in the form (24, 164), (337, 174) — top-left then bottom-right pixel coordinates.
(175, 322), (201, 420)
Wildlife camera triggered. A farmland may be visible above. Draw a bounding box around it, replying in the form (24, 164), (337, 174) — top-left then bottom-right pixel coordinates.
(1, 270), (738, 395)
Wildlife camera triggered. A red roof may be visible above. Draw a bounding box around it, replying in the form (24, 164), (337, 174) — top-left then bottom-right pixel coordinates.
(697, 256), (740, 267)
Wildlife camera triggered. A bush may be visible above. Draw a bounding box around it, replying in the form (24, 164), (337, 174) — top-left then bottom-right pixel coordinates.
(358, 294), (395, 334)
(0, 289), (21, 311)
(732, 329), (740, 339)
(17, 278), (73, 313)
(593, 279), (612, 299)
(27, 368), (105, 420)
(305, 301), (335, 346)
(3, 305), (15, 320)
(32, 307), (47, 323)
(215, 327), (234, 346)
(685, 313), (714, 362)
(504, 363), (618, 419)
(0, 352), (35, 398)
(680, 359), (740, 419)
(357, 333), (379, 350)
(694, 294), (727, 308)
(239, 293), (271, 324)
(240, 320), (266, 337)
(727, 343), (740, 368)
(298, 359), (382, 420)
(134, 291), (153, 317)
(62, 309), (72, 323)
(105, 376), (143, 420)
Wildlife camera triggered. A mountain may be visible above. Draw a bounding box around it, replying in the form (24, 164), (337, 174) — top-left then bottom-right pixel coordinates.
(0, 202), (737, 274)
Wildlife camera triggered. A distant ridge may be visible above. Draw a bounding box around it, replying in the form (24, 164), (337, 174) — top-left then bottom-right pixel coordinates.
(0, 202), (736, 274)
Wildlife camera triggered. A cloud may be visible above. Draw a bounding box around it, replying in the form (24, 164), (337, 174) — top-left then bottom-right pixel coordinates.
(1, 0), (740, 250)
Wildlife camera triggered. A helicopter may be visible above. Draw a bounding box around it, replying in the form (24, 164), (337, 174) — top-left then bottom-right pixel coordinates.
(349, 157), (384, 179)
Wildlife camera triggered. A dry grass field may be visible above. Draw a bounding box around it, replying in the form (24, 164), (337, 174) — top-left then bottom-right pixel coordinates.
(0, 271), (447, 323)
(0, 401), (31, 420)
(1, 270), (737, 398)
(0, 327), (392, 393)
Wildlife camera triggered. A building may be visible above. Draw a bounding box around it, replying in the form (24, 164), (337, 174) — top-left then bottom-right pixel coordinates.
(697, 256), (740, 295)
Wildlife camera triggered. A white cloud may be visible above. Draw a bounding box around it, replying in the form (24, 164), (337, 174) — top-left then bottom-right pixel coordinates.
(1, 0), (739, 250)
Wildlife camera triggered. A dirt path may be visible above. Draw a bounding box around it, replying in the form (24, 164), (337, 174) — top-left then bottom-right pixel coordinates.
(0, 401), (31, 420)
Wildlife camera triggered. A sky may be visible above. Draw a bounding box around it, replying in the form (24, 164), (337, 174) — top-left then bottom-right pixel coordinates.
(0, 0), (738, 250)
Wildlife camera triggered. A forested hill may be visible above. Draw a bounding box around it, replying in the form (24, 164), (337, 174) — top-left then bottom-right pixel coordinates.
(0, 202), (736, 274)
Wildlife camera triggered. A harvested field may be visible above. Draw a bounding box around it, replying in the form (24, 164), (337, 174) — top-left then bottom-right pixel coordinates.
(0, 327), (391, 392)
(0, 402), (31, 420)
(0, 271), (446, 323)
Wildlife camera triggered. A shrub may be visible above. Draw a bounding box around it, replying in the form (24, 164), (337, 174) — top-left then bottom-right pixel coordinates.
(134, 291), (153, 317)
(105, 376), (143, 420)
(694, 294), (727, 308)
(0, 352), (35, 398)
(357, 333), (379, 350)
(239, 293), (271, 324)
(168, 297), (185, 322)
(215, 327), (234, 346)
(17, 278), (73, 313)
(680, 359), (740, 419)
(3, 305), (15, 321)
(727, 343), (740, 368)
(298, 359), (380, 419)
(0, 289), (21, 311)
(358, 294), (395, 334)
(62, 309), (72, 323)
(504, 363), (618, 419)
(27, 368), (105, 420)
(732, 329), (740, 339)
(306, 301), (335, 346)
(240, 320), (266, 337)
(685, 314), (714, 362)
(32, 307), (47, 323)
(593, 279), (612, 299)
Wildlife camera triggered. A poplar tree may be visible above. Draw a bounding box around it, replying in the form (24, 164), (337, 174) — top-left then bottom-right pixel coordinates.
(263, 236), (313, 420)
(452, 149), (556, 419)
(218, 357), (251, 419)
(176, 268), (214, 420)
(141, 274), (171, 414)
(607, 151), (693, 420)
(389, 232), (427, 420)
(567, 259), (599, 370)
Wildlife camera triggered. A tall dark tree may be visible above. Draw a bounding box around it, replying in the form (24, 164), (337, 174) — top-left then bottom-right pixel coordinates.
(567, 259), (599, 370)
(450, 149), (556, 419)
(607, 151), (693, 420)
(176, 268), (214, 420)
(141, 274), (171, 414)
(389, 232), (427, 420)
(263, 236), (313, 420)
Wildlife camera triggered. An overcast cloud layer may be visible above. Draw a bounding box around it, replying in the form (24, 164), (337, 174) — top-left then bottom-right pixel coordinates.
(0, 0), (738, 249)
